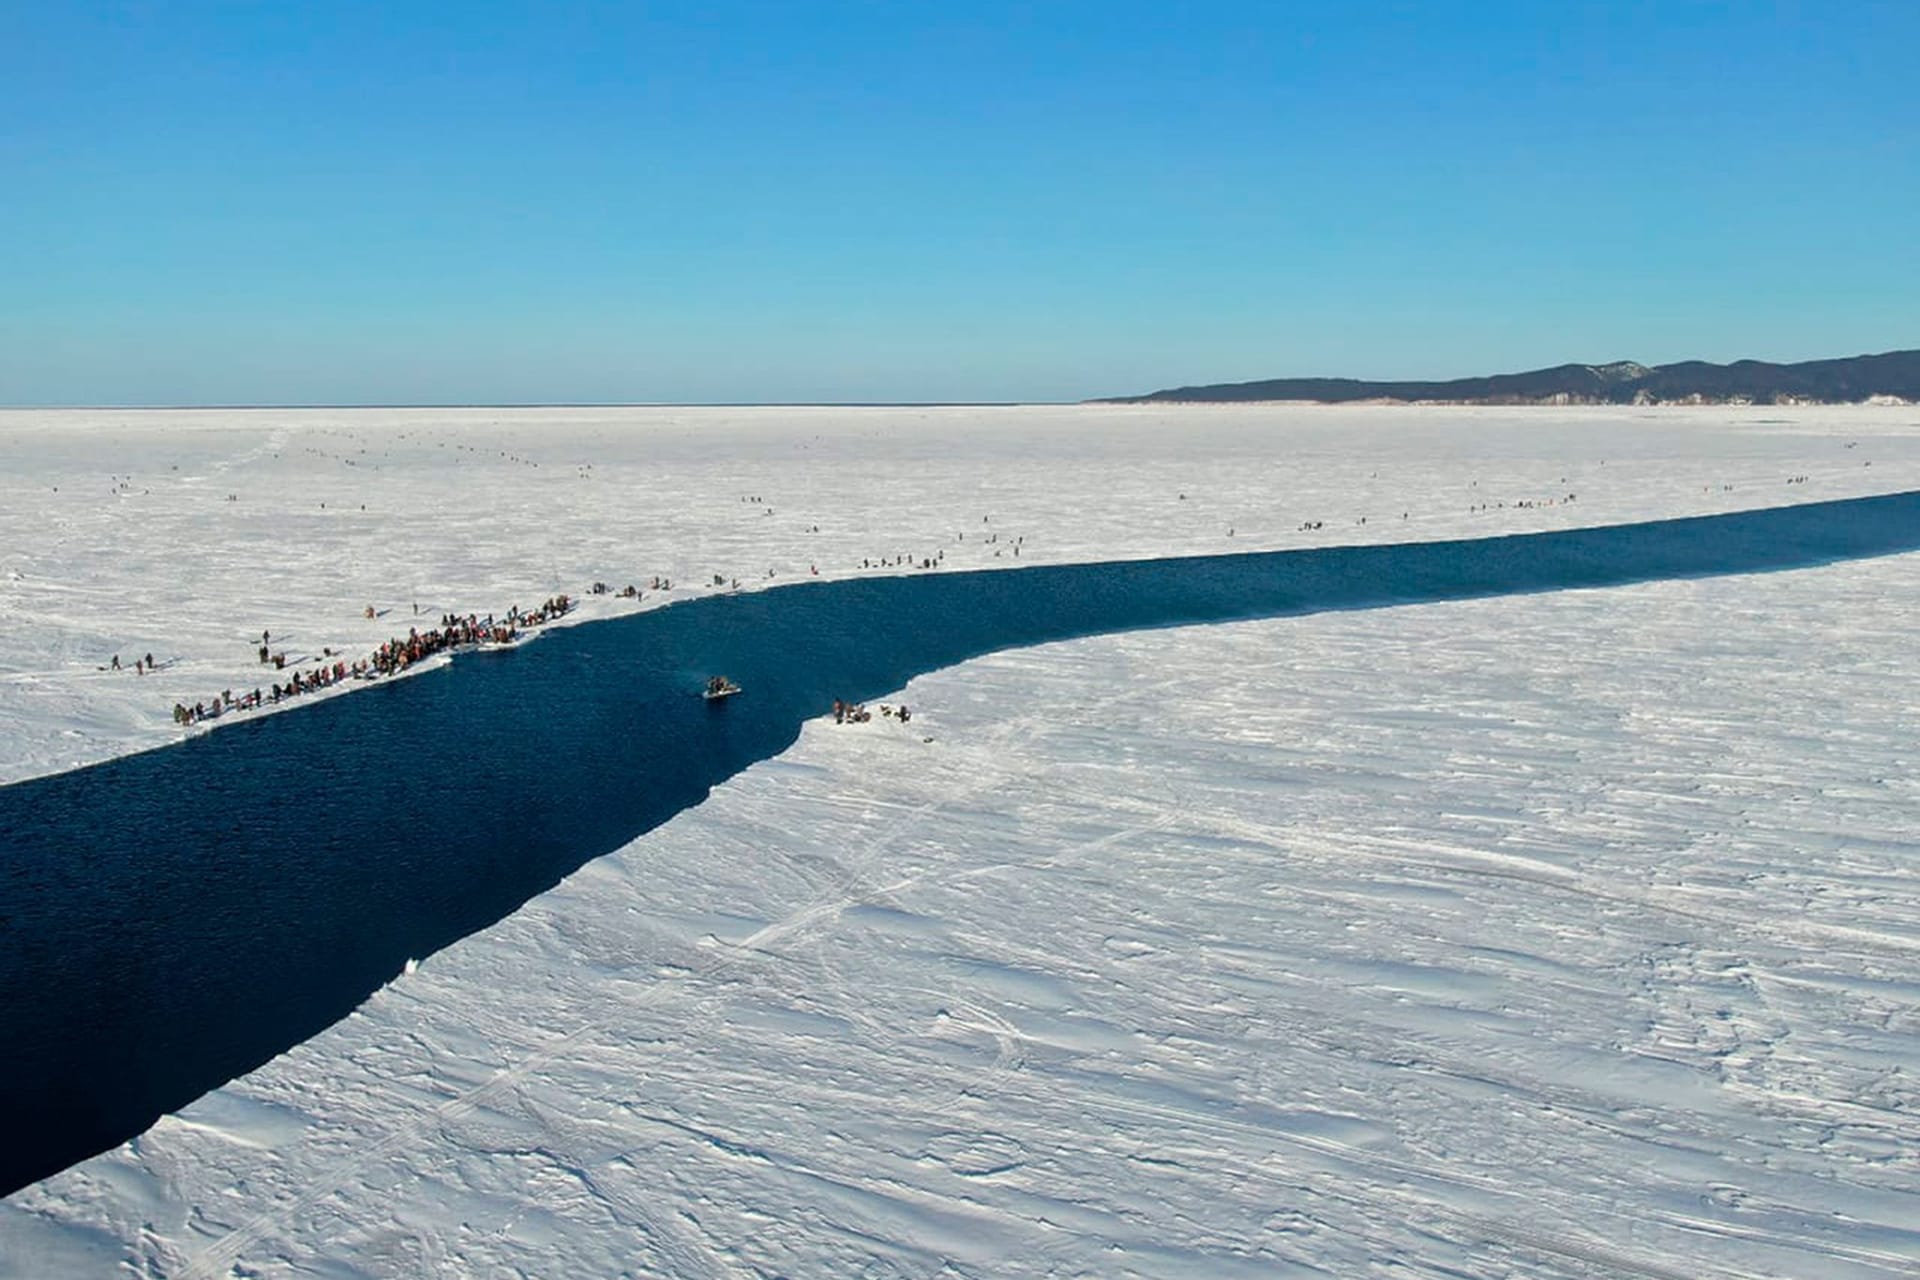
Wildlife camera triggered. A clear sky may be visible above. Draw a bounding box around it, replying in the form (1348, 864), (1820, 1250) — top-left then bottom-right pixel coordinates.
(3, 1), (1915, 405)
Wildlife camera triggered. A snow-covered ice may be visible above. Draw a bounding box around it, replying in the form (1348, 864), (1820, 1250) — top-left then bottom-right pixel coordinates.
(10, 550), (1918, 1278)
(3, 402), (1918, 785)
(3, 405), (1919, 1276)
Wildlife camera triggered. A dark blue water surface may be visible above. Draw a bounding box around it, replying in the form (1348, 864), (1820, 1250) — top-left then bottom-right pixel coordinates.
(3, 490), (1918, 1195)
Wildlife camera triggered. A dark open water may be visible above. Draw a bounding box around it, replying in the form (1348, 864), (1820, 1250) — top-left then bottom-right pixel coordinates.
(3, 490), (1918, 1195)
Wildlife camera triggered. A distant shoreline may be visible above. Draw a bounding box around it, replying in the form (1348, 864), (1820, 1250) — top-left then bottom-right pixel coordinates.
(1089, 396), (1918, 408)
(7, 397), (1917, 413)
(1101, 348), (1920, 407)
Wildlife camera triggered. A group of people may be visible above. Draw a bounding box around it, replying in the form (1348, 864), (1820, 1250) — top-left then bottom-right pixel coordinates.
(171, 658), (353, 725)
(832, 699), (909, 725)
(507, 596), (571, 627)
(371, 619), (500, 676)
(371, 595), (569, 676)
(168, 595), (575, 728)
(861, 552), (946, 571)
(1467, 494), (1578, 514)
(174, 689), (260, 724)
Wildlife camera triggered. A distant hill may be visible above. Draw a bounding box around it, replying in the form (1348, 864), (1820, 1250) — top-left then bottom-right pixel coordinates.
(1101, 349), (1920, 406)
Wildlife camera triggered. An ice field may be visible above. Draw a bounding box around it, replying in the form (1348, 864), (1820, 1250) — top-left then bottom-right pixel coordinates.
(4, 403), (1919, 785)
(3, 405), (1919, 1276)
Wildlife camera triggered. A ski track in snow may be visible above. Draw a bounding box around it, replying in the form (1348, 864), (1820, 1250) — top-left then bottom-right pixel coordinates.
(4, 404), (1920, 1277)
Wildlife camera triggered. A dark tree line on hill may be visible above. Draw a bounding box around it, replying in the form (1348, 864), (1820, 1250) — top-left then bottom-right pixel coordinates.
(1102, 349), (1920, 405)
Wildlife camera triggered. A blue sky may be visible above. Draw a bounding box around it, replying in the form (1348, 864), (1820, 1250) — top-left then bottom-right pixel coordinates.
(3, 1), (1915, 404)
